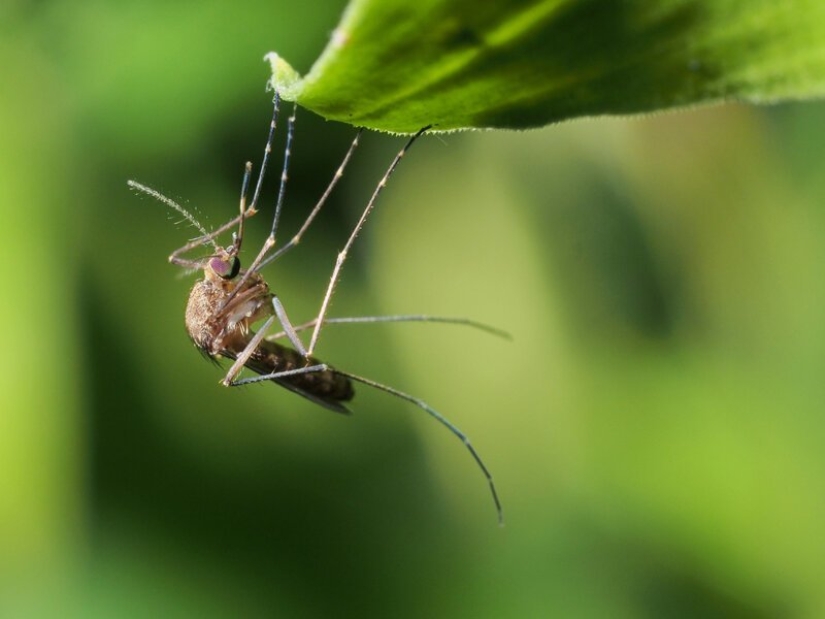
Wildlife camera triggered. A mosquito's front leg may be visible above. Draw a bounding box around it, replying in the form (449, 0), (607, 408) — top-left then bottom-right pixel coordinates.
(219, 104), (298, 312)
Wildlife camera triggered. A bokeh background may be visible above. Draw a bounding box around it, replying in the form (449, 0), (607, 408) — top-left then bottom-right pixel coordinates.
(4, 1), (825, 617)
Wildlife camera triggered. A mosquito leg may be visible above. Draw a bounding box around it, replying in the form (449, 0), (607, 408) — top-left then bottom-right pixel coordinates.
(268, 103), (297, 246)
(221, 103), (298, 313)
(246, 91), (282, 215)
(335, 368), (504, 526)
(306, 126), (431, 357)
(221, 292), (309, 386)
(271, 295), (309, 356)
(228, 363), (330, 387)
(225, 91), (284, 256)
(266, 315), (512, 342)
(258, 128), (364, 270)
(221, 314), (278, 386)
(232, 161), (254, 255)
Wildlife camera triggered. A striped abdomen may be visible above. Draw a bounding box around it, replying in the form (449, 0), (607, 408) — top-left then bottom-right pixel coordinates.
(239, 339), (354, 411)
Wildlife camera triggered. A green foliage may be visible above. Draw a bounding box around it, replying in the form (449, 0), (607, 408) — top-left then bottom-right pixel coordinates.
(272, 0), (825, 132)
(6, 1), (825, 617)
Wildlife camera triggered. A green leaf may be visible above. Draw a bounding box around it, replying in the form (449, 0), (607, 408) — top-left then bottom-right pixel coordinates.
(268, 0), (825, 133)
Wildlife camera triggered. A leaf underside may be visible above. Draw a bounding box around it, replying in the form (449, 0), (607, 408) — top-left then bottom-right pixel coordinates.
(268, 0), (825, 133)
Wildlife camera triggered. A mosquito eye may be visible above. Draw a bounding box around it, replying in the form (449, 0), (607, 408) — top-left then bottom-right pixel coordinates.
(210, 257), (240, 279)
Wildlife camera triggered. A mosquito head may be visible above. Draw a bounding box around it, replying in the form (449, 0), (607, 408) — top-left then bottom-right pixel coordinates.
(206, 251), (241, 282)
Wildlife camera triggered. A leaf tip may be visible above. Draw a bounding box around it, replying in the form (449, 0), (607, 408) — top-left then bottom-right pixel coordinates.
(264, 52), (303, 101)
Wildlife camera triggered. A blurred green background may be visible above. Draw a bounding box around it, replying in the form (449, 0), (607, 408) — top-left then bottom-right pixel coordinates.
(4, 2), (825, 617)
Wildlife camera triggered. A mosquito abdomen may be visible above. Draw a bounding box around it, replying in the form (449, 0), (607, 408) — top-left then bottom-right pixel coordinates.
(244, 339), (354, 403)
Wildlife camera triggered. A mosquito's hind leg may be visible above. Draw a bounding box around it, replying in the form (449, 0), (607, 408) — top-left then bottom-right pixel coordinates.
(266, 315), (512, 343)
(228, 362), (331, 387)
(335, 368), (504, 526)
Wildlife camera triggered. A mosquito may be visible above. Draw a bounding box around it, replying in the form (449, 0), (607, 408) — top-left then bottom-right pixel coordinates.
(128, 92), (505, 525)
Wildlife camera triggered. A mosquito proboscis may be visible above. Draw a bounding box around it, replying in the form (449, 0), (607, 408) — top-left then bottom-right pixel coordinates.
(128, 92), (506, 525)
